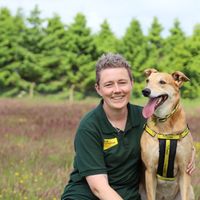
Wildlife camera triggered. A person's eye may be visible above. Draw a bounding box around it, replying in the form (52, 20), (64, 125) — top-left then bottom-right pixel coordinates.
(119, 81), (127, 85)
(104, 83), (112, 87)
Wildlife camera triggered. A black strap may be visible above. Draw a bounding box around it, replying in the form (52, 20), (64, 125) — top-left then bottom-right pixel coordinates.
(157, 139), (177, 179)
(157, 139), (165, 176)
(167, 140), (177, 177)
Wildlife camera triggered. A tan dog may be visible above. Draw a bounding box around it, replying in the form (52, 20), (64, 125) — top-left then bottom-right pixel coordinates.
(140, 69), (194, 200)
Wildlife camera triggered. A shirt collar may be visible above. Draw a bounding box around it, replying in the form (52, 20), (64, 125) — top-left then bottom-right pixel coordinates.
(125, 103), (141, 130)
(95, 99), (140, 134)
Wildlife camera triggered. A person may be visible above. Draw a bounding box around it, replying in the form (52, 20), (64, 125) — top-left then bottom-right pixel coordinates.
(61, 53), (195, 200)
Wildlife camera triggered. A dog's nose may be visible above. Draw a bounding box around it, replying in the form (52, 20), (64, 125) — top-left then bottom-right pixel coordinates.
(142, 88), (151, 97)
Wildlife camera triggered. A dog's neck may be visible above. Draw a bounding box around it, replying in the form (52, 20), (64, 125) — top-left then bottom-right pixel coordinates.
(153, 103), (179, 123)
(148, 102), (187, 133)
(147, 104), (187, 134)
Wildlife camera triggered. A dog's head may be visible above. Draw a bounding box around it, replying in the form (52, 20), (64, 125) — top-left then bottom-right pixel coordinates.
(142, 68), (189, 119)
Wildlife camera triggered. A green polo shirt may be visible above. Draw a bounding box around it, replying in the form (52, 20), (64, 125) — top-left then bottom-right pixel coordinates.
(61, 100), (146, 200)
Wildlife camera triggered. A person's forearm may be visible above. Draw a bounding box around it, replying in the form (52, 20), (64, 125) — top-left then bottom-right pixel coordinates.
(86, 174), (123, 200)
(92, 185), (123, 200)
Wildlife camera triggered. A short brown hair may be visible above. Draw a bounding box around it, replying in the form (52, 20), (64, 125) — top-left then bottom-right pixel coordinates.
(96, 53), (133, 85)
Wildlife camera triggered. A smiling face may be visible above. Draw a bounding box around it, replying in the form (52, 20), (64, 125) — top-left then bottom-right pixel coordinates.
(95, 67), (133, 113)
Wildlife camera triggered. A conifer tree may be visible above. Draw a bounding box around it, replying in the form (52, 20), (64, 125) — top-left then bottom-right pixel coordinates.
(63, 13), (96, 99)
(37, 14), (67, 93)
(162, 19), (186, 71)
(182, 24), (200, 98)
(145, 17), (164, 70)
(18, 5), (44, 90)
(120, 19), (148, 97)
(0, 6), (199, 99)
(94, 20), (119, 56)
(0, 8), (30, 96)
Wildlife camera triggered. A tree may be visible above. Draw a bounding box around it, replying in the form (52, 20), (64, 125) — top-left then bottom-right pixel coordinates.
(0, 8), (30, 96)
(18, 5), (44, 90)
(181, 24), (200, 98)
(37, 14), (67, 94)
(0, 6), (199, 99)
(94, 20), (119, 56)
(145, 17), (164, 69)
(161, 19), (186, 71)
(119, 19), (148, 97)
(63, 13), (97, 99)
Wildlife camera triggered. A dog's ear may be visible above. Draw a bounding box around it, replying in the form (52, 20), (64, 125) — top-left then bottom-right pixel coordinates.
(144, 68), (158, 77)
(172, 71), (190, 87)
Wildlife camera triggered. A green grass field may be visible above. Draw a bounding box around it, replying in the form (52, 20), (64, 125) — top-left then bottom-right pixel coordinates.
(0, 98), (199, 200)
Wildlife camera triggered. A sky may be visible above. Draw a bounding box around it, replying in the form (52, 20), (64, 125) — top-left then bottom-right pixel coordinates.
(0, 0), (200, 37)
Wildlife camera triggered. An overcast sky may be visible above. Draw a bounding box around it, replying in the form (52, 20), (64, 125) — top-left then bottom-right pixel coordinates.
(1, 0), (200, 37)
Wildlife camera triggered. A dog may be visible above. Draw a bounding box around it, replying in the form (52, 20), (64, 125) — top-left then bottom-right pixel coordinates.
(140, 68), (194, 200)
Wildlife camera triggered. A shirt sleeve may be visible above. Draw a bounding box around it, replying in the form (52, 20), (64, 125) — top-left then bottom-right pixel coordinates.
(74, 127), (107, 178)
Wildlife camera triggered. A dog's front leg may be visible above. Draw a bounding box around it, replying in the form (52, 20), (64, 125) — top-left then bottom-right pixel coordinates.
(179, 171), (194, 200)
(145, 169), (157, 200)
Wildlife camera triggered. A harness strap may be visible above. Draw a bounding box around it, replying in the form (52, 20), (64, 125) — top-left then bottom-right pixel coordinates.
(144, 124), (189, 140)
(144, 124), (190, 181)
(157, 139), (177, 181)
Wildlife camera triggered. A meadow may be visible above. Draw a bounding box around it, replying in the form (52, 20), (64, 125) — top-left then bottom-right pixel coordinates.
(0, 98), (199, 200)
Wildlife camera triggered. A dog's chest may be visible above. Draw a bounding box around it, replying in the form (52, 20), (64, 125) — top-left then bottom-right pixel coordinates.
(141, 130), (180, 174)
(141, 132), (159, 168)
(157, 179), (180, 200)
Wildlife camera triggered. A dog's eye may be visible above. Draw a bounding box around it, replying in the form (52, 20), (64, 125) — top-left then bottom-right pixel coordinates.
(159, 80), (166, 84)
(146, 79), (149, 83)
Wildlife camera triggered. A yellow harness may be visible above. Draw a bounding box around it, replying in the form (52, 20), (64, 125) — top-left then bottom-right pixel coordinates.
(144, 124), (190, 181)
(144, 124), (190, 140)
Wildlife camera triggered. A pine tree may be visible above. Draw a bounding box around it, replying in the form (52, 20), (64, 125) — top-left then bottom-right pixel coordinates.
(63, 13), (96, 99)
(182, 24), (200, 98)
(94, 20), (119, 56)
(161, 19), (186, 71)
(18, 5), (44, 91)
(119, 19), (148, 97)
(37, 14), (67, 94)
(0, 8), (30, 96)
(145, 17), (164, 70)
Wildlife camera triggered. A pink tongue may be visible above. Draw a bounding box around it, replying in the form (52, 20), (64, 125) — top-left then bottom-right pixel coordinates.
(142, 98), (158, 118)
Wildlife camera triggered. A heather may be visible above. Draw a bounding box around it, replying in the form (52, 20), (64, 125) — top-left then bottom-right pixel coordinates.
(0, 99), (199, 200)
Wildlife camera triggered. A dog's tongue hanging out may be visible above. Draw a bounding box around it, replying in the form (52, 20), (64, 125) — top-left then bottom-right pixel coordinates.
(142, 98), (158, 118)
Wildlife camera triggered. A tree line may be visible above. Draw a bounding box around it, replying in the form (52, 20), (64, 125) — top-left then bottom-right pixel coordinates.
(0, 6), (200, 99)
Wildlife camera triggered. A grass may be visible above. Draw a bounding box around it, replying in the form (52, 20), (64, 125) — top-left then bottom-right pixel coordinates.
(0, 133), (74, 200)
(0, 98), (199, 199)
(193, 141), (200, 199)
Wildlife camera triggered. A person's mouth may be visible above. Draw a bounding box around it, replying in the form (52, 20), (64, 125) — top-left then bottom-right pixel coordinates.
(112, 95), (125, 100)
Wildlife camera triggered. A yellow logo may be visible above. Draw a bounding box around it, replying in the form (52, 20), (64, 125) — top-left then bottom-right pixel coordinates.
(103, 138), (118, 150)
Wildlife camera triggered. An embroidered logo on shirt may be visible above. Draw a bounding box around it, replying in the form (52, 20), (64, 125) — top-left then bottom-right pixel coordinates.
(103, 138), (118, 150)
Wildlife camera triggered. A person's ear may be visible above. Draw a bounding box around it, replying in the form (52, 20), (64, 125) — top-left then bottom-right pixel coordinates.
(131, 80), (134, 87)
(95, 83), (102, 96)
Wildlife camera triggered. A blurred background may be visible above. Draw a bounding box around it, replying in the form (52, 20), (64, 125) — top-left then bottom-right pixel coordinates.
(0, 0), (199, 199)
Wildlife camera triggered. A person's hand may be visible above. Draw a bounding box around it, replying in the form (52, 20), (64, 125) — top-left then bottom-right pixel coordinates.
(186, 146), (196, 175)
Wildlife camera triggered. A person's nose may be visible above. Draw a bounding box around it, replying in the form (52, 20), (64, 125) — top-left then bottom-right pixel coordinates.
(113, 83), (121, 93)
